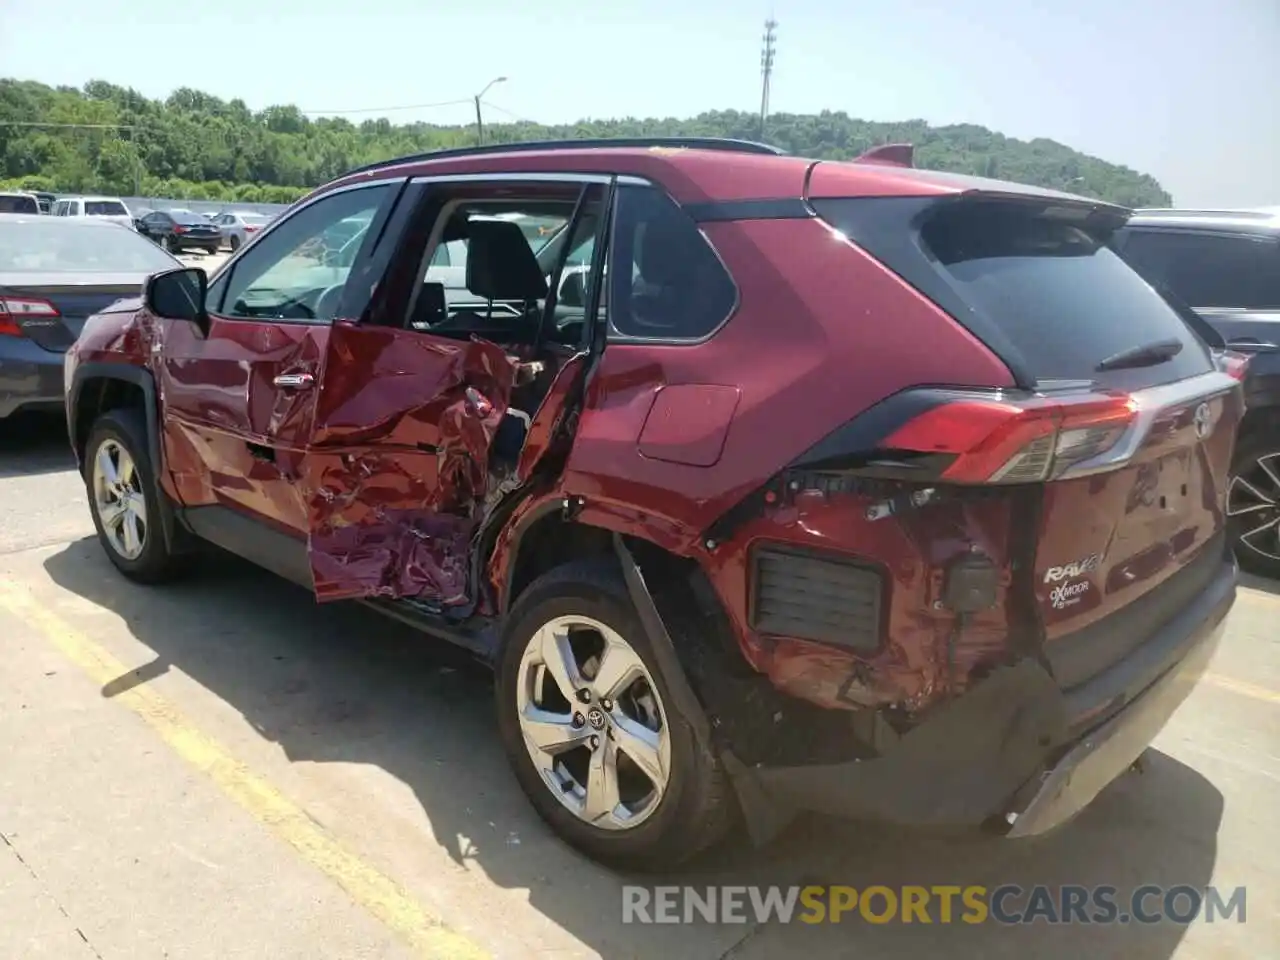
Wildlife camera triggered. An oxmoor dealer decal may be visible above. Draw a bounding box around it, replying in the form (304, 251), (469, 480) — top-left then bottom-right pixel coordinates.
(1050, 580), (1090, 610)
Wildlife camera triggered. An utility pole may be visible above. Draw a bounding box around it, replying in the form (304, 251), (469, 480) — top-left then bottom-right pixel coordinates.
(759, 18), (778, 141)
(474, 76), (508, 145)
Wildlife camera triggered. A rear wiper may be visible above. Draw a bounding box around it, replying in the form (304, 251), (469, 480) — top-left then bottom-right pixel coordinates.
(1095, 337), (1184, 372)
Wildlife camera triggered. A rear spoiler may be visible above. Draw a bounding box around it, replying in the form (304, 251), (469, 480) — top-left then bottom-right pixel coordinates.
(852, 143), (914, 168)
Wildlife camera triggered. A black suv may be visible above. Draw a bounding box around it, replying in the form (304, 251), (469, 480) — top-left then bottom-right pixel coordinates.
(1114, 208), (1280, 577)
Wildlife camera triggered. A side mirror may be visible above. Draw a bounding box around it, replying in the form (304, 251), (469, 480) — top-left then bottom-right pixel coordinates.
(146, 267), (208, 332)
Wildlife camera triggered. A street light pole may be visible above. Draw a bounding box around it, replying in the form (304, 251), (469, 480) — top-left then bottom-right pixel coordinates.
(473, 76), (507, 145)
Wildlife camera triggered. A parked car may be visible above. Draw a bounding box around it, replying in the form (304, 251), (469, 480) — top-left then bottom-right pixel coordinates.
(0, 213), (179, 420)
(0, 192), (41, 214)
(1112, 208), (1280, 577)
(64, 137), (1247, 870)
(49, 196), (135, 230)
(210, 210), (274, 251)
(135, 209), (221, 254)
(32, 191), (57, 214)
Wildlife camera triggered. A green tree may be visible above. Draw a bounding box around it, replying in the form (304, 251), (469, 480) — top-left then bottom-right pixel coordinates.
(0, 77), (1175, 207)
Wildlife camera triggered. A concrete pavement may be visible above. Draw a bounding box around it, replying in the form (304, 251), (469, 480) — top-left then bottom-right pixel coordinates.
(0, 417), (1276, 959)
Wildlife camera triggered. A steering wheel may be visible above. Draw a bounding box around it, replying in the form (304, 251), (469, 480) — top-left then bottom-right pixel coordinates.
(314, 284), (346, 320)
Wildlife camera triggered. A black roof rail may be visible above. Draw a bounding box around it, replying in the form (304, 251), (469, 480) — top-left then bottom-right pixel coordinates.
(343, 137), (788, 178)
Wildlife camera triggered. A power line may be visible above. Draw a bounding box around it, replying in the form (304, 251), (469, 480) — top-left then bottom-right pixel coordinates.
(0, 121), (138, 130)
(480, 100), (535, 124)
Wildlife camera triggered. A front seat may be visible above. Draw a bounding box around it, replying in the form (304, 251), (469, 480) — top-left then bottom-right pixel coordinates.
(459, 219), (549, 321)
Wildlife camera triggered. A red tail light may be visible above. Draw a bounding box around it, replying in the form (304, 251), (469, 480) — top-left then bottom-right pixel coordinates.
(173, 225), (187, 234)
(245, 225), (260, 233)
(0, 296), (60, 338)
(1218, 350), (1251, 382)
(881, 393), (1140, 484)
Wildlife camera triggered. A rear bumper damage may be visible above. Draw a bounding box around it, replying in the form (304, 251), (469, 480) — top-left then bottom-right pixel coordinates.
(728, 552), (1236, 838)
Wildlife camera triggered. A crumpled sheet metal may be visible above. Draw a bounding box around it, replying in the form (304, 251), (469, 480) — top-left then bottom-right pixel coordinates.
(306, 329), (515, 603)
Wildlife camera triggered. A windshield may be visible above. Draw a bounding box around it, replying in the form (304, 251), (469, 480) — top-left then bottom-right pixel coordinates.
(0, 220), (177, 273)
(85, 200), (128, 216)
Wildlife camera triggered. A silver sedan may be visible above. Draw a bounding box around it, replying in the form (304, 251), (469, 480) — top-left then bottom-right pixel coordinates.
(210, 210), (273, 252)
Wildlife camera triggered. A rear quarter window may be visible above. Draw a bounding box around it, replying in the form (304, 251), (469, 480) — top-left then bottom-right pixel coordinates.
(607, 184), (737, 342)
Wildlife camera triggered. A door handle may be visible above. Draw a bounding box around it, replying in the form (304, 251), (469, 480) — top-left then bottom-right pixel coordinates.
(1226, 338), (1279, 353)
(274, 372), (315, 389)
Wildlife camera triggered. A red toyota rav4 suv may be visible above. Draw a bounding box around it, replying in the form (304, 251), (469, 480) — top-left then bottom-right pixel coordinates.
(64, 138), (1246, 870)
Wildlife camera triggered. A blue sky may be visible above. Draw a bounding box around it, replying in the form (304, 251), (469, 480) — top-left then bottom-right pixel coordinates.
(2, 0), (1276, 206)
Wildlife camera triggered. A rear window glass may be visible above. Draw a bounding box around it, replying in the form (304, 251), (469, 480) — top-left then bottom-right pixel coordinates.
(241, 213), (271, 224)
(1116, 229), (1280, 311)
(85, 200), (127, 216)
(170, 210), (210, 225)
(0, 194), (40, 214)
(816, 197), (1215, 387)
(0, 220), (177, 272)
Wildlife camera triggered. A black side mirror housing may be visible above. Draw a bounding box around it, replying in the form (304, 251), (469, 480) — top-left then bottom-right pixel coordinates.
(146, 267), (208, 333)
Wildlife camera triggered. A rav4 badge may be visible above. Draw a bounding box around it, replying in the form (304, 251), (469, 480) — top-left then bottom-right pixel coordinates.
(1043, 553), (1103, 583)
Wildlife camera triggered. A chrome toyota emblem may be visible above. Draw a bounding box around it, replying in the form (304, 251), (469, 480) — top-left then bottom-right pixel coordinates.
(1192, 402), (1212, 440)
(586, 708), (607, 730)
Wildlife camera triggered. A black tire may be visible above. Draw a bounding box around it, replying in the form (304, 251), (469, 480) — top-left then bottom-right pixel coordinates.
(229, 234), (242, 252)
(164, 235), (179, 253)
(83, 408), (184, 584)
(495, 560), (733, 871)
(1229, 429), (1280, 579)
(205, 245), (218, 256)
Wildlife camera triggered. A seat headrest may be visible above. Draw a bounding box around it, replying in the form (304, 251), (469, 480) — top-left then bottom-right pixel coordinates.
(465, 219), (548, 301)
(410, 282), (447, 328)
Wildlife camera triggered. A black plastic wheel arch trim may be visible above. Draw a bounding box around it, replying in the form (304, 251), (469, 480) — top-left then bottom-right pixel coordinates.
(68, 361), (181, 553)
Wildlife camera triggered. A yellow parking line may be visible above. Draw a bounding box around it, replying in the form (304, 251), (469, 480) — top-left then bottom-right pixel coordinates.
(1203, 672), (1280, 705)
(0, 582), (487, 960)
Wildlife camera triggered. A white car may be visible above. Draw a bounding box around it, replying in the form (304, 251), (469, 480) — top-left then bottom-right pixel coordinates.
(0, 192), (41, 214)
(211, 210), (274, 251)
(50, 196), (134, 230)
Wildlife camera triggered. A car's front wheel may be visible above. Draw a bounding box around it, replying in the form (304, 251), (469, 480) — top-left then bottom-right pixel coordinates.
(84, 408), (183, 583)
(495, 561), (732, 870)
(1228, 429), (1280, 579)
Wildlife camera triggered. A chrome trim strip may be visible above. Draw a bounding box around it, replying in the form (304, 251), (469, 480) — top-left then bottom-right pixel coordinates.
(1056, 370), (1240, 479)
(408, 172), (614, 186)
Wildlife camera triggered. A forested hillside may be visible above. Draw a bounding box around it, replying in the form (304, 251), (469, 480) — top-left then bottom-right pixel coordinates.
(0, 79), (1172, 206)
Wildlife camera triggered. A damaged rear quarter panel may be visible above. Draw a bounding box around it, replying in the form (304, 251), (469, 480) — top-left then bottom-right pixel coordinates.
(704, 486), (1019, 714)
(303, 321), (515, 602)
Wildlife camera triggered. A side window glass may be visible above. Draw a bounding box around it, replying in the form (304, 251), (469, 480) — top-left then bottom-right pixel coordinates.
(607, 185), (736, 340)
(217, 185), (393, 323)
(1121, 231), (1280, 310)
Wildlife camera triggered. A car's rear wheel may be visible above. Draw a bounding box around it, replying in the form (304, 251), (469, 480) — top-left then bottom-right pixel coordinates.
(204, 245), (218, 256)
(1227, 430), (1280, 579)
(495, 561), (732, 870)
(164, 236), (179, 253)
(229, 235), (241, 252)
(85, 409), (183, 583)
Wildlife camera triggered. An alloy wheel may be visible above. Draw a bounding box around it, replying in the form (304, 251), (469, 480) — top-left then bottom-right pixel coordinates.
(1227, 450), (1280, 563)
(91, 438), (148, 560)
(515, 615), (671, 831)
